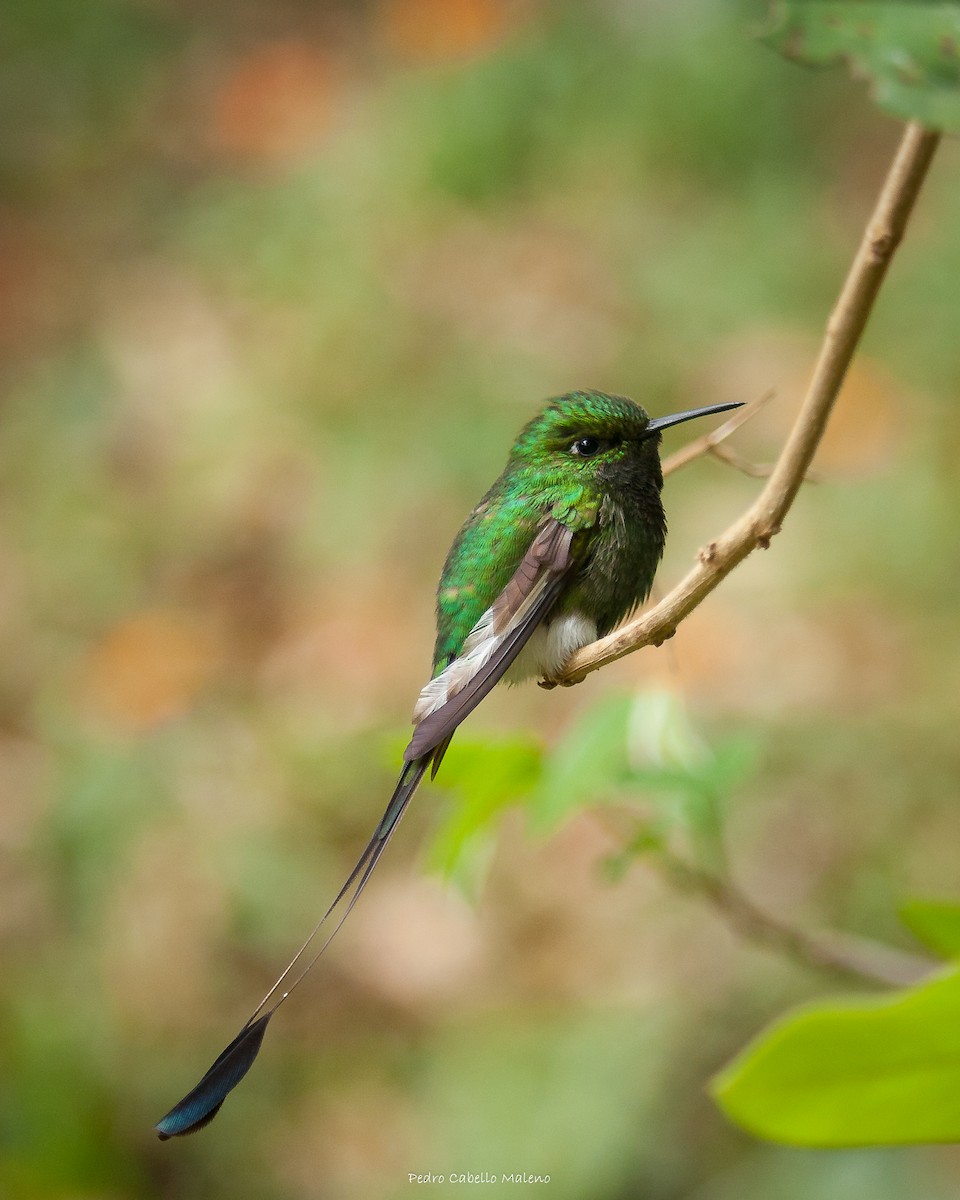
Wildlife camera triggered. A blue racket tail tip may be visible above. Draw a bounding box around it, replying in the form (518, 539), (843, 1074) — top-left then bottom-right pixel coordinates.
(155, 1012), (272, 1140)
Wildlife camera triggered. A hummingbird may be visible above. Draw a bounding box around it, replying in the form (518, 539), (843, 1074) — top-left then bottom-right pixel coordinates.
(155, 389), (741, 1138)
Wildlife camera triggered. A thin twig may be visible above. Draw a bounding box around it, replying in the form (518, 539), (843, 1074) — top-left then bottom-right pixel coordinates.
(660, 389), (775, 477)
(551, 121), (940, 687)
(660, 853), (934, 989)
(708, 442), (822, 483)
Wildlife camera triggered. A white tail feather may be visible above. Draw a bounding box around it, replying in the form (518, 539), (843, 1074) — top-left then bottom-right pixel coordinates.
(412, 606), (498, 723)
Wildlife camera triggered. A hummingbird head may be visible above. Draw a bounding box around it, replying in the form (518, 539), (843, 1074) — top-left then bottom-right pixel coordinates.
(511, 390), (742, 492)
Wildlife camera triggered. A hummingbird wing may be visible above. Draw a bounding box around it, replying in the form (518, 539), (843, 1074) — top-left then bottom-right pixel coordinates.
(405, 516), (577, 762)
(155, 517), (579, 1139)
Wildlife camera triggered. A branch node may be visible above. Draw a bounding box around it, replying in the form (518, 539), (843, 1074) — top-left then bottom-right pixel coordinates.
(867, 227), (898, 261)
(755, 523), (781, 550)
(698, 541), (718, 565)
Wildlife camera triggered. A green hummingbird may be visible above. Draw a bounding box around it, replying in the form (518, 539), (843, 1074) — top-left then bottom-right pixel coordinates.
(155, 389), (740, 1138)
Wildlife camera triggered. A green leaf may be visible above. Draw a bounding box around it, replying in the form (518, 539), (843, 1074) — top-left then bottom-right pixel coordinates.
(527, 693), (634, 832)
(425, 737), (543, 894)
(622, 691), (757, 864)
(623, 688), (710, 773)
(763, 2), (960, 132)
(713, 967), (960, 1145)
(901, 897), (960, 958)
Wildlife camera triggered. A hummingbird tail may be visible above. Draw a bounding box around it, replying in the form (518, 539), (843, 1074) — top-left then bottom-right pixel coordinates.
(154, 754), (433, 1139)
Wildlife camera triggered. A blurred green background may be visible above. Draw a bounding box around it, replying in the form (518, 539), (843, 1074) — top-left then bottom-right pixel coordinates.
(2, 0), (960, 1196)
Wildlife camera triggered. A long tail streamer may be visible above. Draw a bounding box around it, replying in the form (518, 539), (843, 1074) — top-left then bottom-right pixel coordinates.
(154, 757), (430, 1139)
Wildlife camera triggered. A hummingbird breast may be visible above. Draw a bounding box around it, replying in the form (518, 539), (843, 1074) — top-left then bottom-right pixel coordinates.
(565, 478), (667, 638)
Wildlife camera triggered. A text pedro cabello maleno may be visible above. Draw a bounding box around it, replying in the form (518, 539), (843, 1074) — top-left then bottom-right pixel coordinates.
(409, 1173), (550, 1184)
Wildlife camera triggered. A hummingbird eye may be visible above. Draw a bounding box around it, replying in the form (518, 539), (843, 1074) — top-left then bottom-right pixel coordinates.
(570, 436), (602, 458)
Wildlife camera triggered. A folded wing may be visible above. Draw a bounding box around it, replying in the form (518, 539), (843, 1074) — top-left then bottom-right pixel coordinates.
(406, 517), (576, 761)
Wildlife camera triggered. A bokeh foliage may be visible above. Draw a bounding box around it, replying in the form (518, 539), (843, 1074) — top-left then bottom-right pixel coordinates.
(764, 1), (960, 132)
(2, 0), (960, 1197)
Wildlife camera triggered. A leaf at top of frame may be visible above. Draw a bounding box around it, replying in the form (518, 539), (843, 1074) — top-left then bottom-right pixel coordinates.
(763, 2), (960, 131)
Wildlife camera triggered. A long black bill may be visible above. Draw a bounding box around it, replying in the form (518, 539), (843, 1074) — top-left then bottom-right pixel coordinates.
(643, 400), (743, 437)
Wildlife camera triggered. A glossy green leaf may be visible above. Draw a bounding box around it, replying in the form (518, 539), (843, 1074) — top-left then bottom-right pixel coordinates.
(900, 897), (960, 958)
(713, 967), (960, 1145)
(764, 2), (960, 131)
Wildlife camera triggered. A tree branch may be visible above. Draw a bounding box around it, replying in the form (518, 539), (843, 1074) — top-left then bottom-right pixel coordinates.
(707, 441), (822, 484)
(659, 852), (934, 989)
(551, 121), (940, 688)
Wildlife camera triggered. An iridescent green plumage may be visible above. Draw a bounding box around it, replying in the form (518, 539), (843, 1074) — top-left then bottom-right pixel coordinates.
(432, 390), (666, 676)
(155, 388), (740, 1139)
